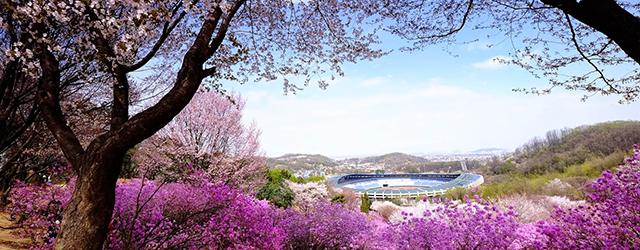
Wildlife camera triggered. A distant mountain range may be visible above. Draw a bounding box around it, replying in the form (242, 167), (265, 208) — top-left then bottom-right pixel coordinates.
(472, 148), (507, 153)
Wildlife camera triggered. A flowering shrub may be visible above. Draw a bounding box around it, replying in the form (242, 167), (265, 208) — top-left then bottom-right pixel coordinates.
(107, 176), (284, 249)
(277, 201), (392, 250)
(371, 201), (399, 220)
(7, 174), (284, 250)
(537, 144), (640, 249)
(392, 192), (532, 250)
(6, 180), (74, 249)
(489, 195), (583, 223)
(9, 145), (640, 250)
(539, 169), (640, 249)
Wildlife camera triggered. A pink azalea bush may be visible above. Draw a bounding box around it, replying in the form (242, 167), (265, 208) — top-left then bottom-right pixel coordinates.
(391, 191), (544, 250)
(535, 144), (640, 249)
(7, 180), (74, 249)
(106, 175), (284, 249)
(8, 174), (284, 250)
(8, 145), (640, 249)
(539, 170), (640, 248)
(276, 201), (393, 250)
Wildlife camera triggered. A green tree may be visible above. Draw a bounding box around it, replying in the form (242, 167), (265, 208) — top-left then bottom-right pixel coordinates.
(255, 169), (298, 208)
(256, 182), (295, 208)
(360, 193), (372, 214)
(267, 169), (294, 183)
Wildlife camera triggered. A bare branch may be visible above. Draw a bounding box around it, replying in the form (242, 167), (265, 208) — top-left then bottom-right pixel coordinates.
(124, 5), (188, 72)
(564, 13), (619, 94)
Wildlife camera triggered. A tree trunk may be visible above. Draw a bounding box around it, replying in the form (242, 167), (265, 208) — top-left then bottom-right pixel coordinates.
(53, 152), (123, 250)
(542, 0), (640, 65)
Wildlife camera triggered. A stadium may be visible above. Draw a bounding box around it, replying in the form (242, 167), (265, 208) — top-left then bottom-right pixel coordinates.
(330, 173), (484, 199)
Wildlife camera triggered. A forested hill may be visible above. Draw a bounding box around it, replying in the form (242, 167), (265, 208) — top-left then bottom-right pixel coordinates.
(341, 152), (430, 166)
(505, 120), (640, 176)
(267, 152), (434, 174)
(267, 154), (339, 172)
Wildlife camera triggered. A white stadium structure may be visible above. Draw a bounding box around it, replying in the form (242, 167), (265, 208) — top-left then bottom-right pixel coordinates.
(330, 173), (484, 199)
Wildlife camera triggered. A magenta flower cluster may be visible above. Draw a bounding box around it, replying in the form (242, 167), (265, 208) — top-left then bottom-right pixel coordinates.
(537, 168), (640, 249)
(7, 179), (73, 249)
(8, 146), (640, 249)
(8, 173), (284, 250)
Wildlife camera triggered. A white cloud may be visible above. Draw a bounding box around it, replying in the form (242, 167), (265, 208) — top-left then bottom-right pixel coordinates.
(472, 56), (511, 70)
(240, 80), (640, 158)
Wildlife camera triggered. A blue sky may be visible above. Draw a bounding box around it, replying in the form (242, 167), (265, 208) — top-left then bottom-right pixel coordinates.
(230, 31), (640, 158)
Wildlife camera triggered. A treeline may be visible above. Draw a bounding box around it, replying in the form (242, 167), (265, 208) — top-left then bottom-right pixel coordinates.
(476, 120), (640, 200)
(497, 120), (640, 176)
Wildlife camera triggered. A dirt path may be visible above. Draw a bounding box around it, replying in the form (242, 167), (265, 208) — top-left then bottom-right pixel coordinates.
(0, 213), (30, 250)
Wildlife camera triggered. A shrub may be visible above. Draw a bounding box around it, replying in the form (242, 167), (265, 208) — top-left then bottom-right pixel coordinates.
(539, 145), (640, 249)
(392, 193), (534, 250)
(277, 201), (390, 250)
(256, 181), (295, 208)
(330, 194), (346, 204)
(7, 174), (285, 250)
(6, 180), (74, 250)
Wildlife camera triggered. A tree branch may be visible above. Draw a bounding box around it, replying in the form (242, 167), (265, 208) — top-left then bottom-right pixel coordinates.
(102, 5), (239, 153)
(411, 0), (474, 40)
(564, 13), (619, 94)
(35, 40), (85, 170)
(123, 5), (188, 72)
(543, 0), (640, 66)
(202, 67), (217, 78)
(206, 0), (247, 58)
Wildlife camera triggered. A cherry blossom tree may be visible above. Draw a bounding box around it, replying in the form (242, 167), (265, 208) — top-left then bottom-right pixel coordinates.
(378, 0), (640, 102)
(134, 90), (266, 192)
(286, 179), (329, 208)
(1, 0), (385, 248)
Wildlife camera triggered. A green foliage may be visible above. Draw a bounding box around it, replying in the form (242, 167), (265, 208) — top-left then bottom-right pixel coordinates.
(514, 121), (640, 176)
(304, 175), (325, 184)
(360, 193), (372, 214)
(256, 181), (295, 208)
(481, 121), (636, 199)
(444, 187), (472, 201)
(331, 194), (346, 204)
(255, 169), (298, 208)
(119, 146), (139, 179)
(266, 169), (294, 183)
(497, 160), (516, 175)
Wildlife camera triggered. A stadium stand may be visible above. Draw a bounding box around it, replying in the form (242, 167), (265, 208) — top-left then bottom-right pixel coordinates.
(329, 173), (484, 199)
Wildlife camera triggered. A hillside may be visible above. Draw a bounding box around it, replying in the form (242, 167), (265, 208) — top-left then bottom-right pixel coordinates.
(478, 120), (640, 200)
(267, 154), (339, 172)
(341, 152), (430, 166)
(511, 120), (640, 175)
